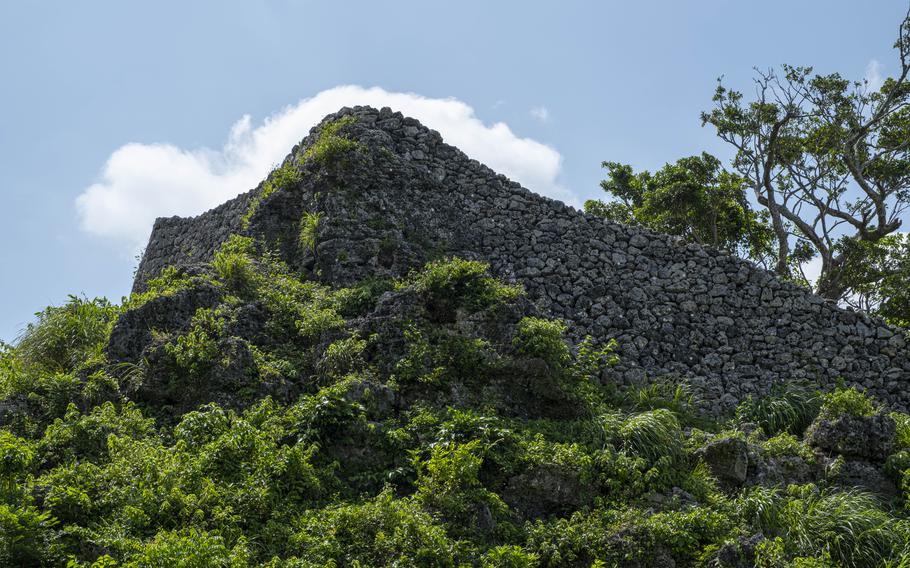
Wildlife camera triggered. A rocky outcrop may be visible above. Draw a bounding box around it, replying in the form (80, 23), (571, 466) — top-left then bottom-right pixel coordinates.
(806, 412), (896, 463)
(696, 436), (749, 487)
(131, 106), (910, 412)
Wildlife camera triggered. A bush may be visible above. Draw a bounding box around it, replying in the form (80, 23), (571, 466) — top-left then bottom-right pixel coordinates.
(242, 162), (303, 228)
(125, 266), (214, 310)
(164, 308), (225, 378)
(316, 334), (367, 381)
(513, 317), (570, 368)
(642, 506), (736, 565)
(295, 306), (344, 340)
(405, 258), (523, 319)
(0, 504), (62, 566)
(38, 402), (154, 466)
(819, 386), (878, 419)
(290, 489), (458, 566)
(298, 211), (322, 254)
(121, 528), (248, 568)
(762, 432), (815, 462)
(302, 115), (362, 165)
(0, 430), (33, 502)
(16, 296), (119, 374)
(331, 277), (394, 318)
(212, 252), (255, 295)
(893, 412), (910, 449)
(481, 545), (539, 567)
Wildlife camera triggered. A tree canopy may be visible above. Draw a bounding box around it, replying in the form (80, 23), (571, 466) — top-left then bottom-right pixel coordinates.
(590, 7), (910, 325)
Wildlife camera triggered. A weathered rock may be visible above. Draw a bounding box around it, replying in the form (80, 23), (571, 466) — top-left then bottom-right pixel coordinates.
(695, 436), (749, 487)
(106, 282), (221, 364)
(711, 534), (764, 568)
(805, 412), (896, 462)
(826, 458), (898, 496)
(502, 463), (594, 519)
(748, 453), (816, 488)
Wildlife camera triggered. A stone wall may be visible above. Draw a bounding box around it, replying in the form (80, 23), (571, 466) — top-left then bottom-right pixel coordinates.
(132, 189), (255, 293)
(134, 106), (910, 412)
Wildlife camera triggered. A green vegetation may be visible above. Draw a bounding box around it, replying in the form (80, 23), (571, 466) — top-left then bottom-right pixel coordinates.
(592, 9), (910, 325)
(818, 385), (878, 420)
(298, 211), (322, 255)
(735, 384), (821, 437)
(5, 239), (910, 566)
(586, 153), (772, 258)
(301, 115), (362, 166)
(401, 257), (523, 320)
(15, 296), (119, 375)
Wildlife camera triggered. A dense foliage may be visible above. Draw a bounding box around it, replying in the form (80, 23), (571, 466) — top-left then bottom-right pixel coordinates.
(4, 239), (910, 567)
(585, 153), (773, 260)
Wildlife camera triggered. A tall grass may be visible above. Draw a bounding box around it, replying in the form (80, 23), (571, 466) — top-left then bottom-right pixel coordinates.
(735, 384), (820, 436)
(15, 295), (119, 374)
(741, 486), (909, 568)
(620, 409), (683, 463)
(784, 489), (907, 568)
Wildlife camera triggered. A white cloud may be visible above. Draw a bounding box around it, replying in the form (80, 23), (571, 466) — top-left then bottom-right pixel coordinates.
(76, 86), (574, 250)
(530, 106), (550, 123)
(865, 59), (885, 92)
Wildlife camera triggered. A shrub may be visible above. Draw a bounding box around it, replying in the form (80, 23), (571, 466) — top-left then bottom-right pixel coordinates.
(563, 336), (618, 407)
(126, 266), (214, 310)
(762, 432), (816, 462)
(417, 441), (483, 498)
(0, 343), (24, 399)
(121, 528), (248, 568)
(164, 308), (225, 378)
(16, 296), (119, 374)
(513, 317), (570, 369)
(415, 440), (507, 540)
(212, 251), (256, 295)
(893, 412), (910, 449)
(0, 430), (33, 502)
(302, 115), (362, 165)
(0, 504), (62, 566)
(819, 386), (878, 419)
(295, 306), (344, 340)
(38, 402), (155, 466)
(316, 334), (367, 381)
(481, 545), (539, 567)
(331, 277), (394, 318)
(290, 489), (458, 566)
(642, 506), (736, 565)
(405, 258), (523, 318)
(173, 403), (234, 449)
(298, 211), (322, 254)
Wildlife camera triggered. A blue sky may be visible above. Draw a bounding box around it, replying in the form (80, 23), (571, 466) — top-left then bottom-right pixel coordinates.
(0, 0), (905, 342)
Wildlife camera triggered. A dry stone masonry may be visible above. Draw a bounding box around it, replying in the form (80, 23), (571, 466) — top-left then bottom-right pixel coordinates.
(133, 106), (910, 412)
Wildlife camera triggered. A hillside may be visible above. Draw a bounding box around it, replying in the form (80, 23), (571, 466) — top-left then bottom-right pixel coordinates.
(3, 108), (910, 566)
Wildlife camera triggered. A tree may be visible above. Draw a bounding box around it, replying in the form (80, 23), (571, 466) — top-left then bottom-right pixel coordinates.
(700, 8), (910, 301)
(585, 153), (774, 260)
(839, 233), (910, 327)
